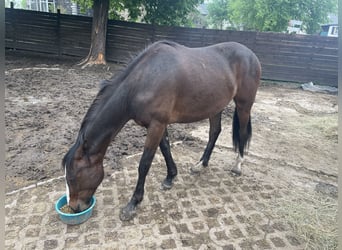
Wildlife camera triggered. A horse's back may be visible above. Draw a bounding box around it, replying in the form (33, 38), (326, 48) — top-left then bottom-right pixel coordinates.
(207, 42), (261, 74)
(127, 41), (260, 125)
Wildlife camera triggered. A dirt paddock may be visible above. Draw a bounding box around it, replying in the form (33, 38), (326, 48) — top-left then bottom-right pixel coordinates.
(5, 51), (338, 249)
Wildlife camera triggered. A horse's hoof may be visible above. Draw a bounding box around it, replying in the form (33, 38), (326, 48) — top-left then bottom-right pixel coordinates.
(190, 167), (200, 175)
(161, 179), (172, 190)
(190, 161), (204, 174)
(119, 206), (136, 221)
(230, 168), (242, 176)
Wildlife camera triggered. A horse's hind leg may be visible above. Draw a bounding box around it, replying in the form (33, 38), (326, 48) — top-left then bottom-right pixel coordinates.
(191, 111), (222, 173)
(231, 56), (260, 175)
(159, 128), (178, 189)
(231, 105), (252, 176)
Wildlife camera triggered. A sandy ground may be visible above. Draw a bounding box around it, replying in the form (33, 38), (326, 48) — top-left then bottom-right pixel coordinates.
(5, 50), (338, 248)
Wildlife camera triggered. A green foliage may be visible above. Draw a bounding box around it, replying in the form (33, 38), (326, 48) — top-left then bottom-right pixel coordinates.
(207, 0), (229, 29)
(187, 8), (208, 28)
(71, 0), (203, 26)
(139, 0), (203, 25)
(72, 0), (93, 13)
(70, 0), (129, 18)
(20, 0), (26, 9)
(229, 0), (299, 32)
(297, 0), (338, 34)
(207, 0), (337, 33)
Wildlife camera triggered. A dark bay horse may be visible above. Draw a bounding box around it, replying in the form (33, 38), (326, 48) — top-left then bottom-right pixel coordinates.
(62, 40), (261, 221)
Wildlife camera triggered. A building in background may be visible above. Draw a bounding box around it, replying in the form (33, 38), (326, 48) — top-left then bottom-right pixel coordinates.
(320, 14), (338, 37)
(287, 20), (305, 34)
(5, 0), (91, 16)
(320, 24), (338, 37)
(6, 0), (56, 12)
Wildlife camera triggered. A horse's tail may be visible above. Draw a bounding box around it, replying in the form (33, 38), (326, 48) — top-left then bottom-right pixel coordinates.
(232, 107), (252, 157)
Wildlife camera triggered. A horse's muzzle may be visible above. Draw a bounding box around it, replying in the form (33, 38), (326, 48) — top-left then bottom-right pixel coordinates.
(69, 199), (90, 213)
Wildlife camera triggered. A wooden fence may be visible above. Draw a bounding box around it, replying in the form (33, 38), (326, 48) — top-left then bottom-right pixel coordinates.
(5, 8), (338, 86)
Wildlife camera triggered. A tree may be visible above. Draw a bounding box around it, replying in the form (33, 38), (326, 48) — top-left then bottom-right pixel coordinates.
(228, 0), (337, 33)
(187, 7), (208, 28)
(297, 0), (337, 34)
(229, 0), (296, 32)
(78, 0), (109, 66)
(207, 0), (229, 29)
(74, 0), (203, 67)
(139, 0), (203, 26)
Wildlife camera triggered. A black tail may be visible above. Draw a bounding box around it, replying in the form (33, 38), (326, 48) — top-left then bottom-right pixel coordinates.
(232, 107), (252, 157)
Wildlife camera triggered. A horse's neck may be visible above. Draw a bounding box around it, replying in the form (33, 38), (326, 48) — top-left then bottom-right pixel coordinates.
(83, 87), (129, 156)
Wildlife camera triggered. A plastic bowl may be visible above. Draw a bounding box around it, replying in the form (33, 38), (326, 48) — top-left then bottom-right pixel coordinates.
(55, 194), (96, 225)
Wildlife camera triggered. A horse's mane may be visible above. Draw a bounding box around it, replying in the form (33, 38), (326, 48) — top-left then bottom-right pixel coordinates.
(63, 40), (178, 169)
(80, 40), (177, 133)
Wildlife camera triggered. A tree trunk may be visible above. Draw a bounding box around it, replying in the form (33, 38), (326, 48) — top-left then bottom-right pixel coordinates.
(79, 0), (109, 67)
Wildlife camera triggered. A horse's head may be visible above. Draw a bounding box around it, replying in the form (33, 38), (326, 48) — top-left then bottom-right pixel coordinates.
(63, 143), (104, 213)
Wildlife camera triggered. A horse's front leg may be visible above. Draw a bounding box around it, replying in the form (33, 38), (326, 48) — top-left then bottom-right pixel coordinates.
(120, 121), (166, 221)
(119, 149), (155, 221)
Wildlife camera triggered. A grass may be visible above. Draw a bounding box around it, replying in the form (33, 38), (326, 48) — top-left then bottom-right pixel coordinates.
(266, 189), (338, 250)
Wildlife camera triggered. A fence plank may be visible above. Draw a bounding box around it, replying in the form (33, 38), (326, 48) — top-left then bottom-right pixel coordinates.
(5, 8), (338, 87)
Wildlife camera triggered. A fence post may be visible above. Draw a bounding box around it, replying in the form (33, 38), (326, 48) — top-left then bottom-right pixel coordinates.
(201, 27), (206, 46)
(56, 9), (61, 56)
(151, 24), (155, 43)
(252, 31), (257, 51)
(10, 4), (18, 51)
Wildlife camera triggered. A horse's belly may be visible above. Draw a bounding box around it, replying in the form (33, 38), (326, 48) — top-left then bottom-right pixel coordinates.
(171, 95), (231, 123)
